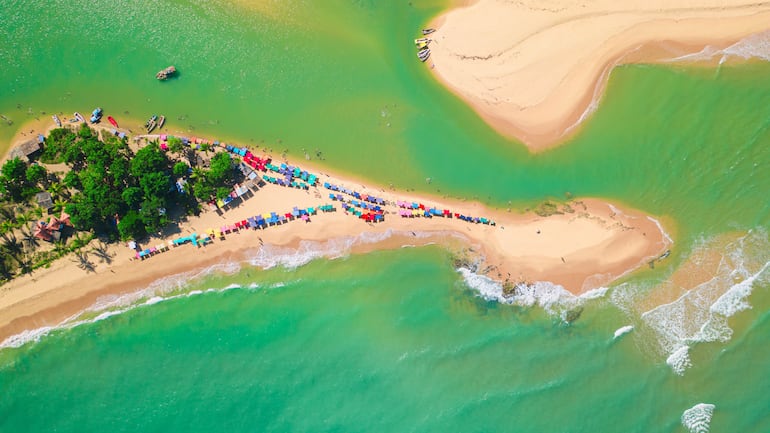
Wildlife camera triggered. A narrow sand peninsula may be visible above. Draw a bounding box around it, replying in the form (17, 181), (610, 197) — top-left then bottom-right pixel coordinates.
(0, 131), (671, 342)
(428, 0), (770, 150)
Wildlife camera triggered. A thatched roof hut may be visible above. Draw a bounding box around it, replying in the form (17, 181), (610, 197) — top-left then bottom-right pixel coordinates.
(8, 139), (41, 162)
(35, 191), (53, 210)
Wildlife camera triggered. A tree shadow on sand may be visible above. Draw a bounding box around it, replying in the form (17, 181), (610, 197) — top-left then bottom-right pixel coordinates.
(71, 250), (95, 273)
(90, 241), (115, 264)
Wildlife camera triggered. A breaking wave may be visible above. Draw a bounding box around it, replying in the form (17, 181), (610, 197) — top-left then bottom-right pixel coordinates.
(639, 229), (770, 374)
(457, 267), (608, 321)
(613, 325), (634, 339)
(1, 229), (454, 350)
(681, 403), (715, 433)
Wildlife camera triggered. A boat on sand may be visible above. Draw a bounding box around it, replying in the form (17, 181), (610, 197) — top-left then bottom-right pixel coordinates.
(90, 107), (103, 123)
(108, 116), (118, 128)
(157, 115), (166, 130)
(52, 115), (61, 127)
(74, 112), (86, 123)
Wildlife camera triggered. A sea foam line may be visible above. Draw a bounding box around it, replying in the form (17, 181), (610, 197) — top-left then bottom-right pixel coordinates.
(0, 229), (458, 350)
(639, 229), (770, 374)
(456, 267), (608, 321)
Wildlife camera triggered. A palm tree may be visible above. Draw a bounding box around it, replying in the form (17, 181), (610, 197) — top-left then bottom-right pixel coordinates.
(190, 167), (207, 182)
(47, 181), (65, 199)
(53, 198), (68, 214)
(15, 211), (32, 228)
(20, 223), (39, 250)
(28, 206), (44, 219)
(0, 220), (13, 235)
(53, 240), (68, 257)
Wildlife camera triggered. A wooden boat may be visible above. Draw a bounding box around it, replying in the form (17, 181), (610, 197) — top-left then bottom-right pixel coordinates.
(414, 38), (430, 45)
(156, 66), (177, 80)
(52, 115), (62, 127)
(421, 28), (435, 35)
(74, 112), (86, 123)
(418, 49), (431, 62)
(157, 115), (166, 130)
(108, 116), (118, 128)
(145, 115), (158, 133)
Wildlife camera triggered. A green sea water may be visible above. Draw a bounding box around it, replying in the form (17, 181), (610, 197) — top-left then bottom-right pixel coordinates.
(1, 0), (770, 431)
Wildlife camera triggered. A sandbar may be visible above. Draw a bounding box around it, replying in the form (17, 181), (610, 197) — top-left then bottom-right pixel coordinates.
(427, 0), (770, 151)
(0, 123), (671, 343)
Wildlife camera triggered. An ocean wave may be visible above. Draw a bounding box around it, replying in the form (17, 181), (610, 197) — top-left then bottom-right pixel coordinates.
(666, 345), (692, 376)
(613, 325), (634, 339)
(681, 403), (715, 433)
(1, 229), (455, 350)
(640, 229), (770, 374)
(457, 267), (607, 320)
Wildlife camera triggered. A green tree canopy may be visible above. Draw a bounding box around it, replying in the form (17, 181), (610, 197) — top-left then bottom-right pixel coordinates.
(117, 210), (146, 241)
(25, 164), (47, 185)
(131, 143), (169, 178)
(173, 161), (189, 178)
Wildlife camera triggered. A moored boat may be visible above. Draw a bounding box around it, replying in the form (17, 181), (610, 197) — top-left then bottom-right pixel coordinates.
(422, 28), (435, 35)
(52, 115), (62, 127)
(146, 114), (158, 133)
(157, 115), (166, 130)
(156, 66), (177, 80)
(418, 48), (431, 62)
(108, 116), (118, 128)
(74, 112), (86, 123)
(90, 107), (103, 123)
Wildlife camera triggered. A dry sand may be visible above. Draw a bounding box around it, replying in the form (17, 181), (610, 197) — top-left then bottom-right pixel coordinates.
(427, 0), (770, 151)
(0, 132), (671, 342)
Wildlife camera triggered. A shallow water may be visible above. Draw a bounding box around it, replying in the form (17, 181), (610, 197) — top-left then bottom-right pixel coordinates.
(1, 0), (769, 431)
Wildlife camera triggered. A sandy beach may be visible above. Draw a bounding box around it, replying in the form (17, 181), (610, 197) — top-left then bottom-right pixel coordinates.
(0, 121), (671, 343)
(427, 0), (770, 151)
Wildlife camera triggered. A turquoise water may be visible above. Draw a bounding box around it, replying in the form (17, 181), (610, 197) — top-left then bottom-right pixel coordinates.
(2, 248), (768, 432)
(1, 0), (770, 431)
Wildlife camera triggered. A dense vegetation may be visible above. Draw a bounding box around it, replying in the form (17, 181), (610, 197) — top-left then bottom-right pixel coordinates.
(0, 123), (240, 282)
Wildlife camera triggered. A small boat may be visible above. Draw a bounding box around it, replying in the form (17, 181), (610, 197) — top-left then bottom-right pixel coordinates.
(156, 65), (177, 80)
(418, 49), (431, 62)
(157, 115), (166, 130)
(52, 115), (62, 127)
(414, 38), (431, 45)
(90, 107), (103, 123)
(146, 115), (158, 133)
(108, 116), (119, 128)
(422, 28), (436, 35)
(74, 112), (86, 123)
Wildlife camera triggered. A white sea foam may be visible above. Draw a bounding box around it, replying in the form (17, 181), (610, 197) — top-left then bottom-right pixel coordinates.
(457, 267), (607, 319)
(647, 216), (674, 245)
(681, 403), (715, 433)
(613, 325), (634, 339)
(666, 30), (770, 63)
(666, 345), (693, 376)
(1, 229), (450, 350)
(640, 229), (770, 374)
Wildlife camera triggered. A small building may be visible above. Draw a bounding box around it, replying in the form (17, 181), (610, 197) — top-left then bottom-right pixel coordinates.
(8, 139), (41, 162)
(35, 191), (53, 210)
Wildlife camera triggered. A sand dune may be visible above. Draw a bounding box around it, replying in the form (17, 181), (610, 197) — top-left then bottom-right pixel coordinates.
(427, 0), (770, 151)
